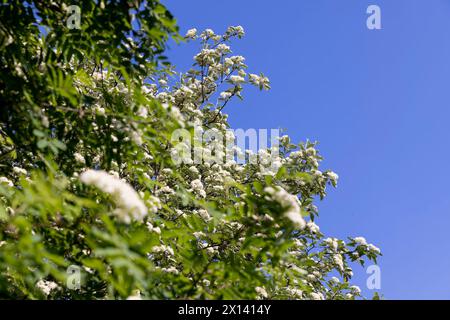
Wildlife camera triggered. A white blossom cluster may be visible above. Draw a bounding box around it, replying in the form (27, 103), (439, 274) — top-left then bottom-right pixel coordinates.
(36, 280), (58, 296)
(351, 236), (381, 254)
(0, 177), (14, 187)
(119, 27), (380, 299)
(264, 186), (305, 228)
(80, 170), (148, 223)
(0, 25), (382, 300)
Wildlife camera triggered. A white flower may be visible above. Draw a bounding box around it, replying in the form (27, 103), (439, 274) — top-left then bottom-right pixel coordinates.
(279, 135), (290, 145)
(5, 207), (14, 216)
(216, 43), (231, 53)
(92, 71), (103, 81)
(199, 28), (215, 40)
(230, 55), (245, 65)
(95, 106), (106, 115)
(188, 166), (199, 175)
(197, 209), (211, 221)
(223, 57), (233, 67)
(141, 85), (152, 95)
(80, 170), (148, 223)
(170, 106), (184, 123)
(324, 237), (338, 251)
(36, 280), (58, 296)
(202, 279), (210, 287)
(160, 169), (174, 176)
(14, 62), (24, 77)
(0, 177), (13, 187)
(305, 147), (317, 156)
(264, 186), (305, 229)
(206, 246), (216, 255)
(130, 130), (143, 145)
(220, 91), (232, 100)
(330, 277), (340, 283)
(306, 221), (320, 234)
(126, 290), (142, 300)
(289, 150), (303, 159)
(156, 92), (169, 100)
(353, 237), (367, 246)
(162, 266), (179, 274)
(191, 179), (206, 197)
(146, 195), (161, 215)
(147, 222), (161, 234)
(307, 274), (316, 282)
(4, 34), (13, 47)
(326, 171), (339, 182)
(287, 287), (302, 298)
(159, 186), (175, 194)
(226, 25), (245, 37)
(350, 285), (361, 295)
(310, 292), (324, 300)
(13, 167), (27, 175)
(143, 152), (153, 160)
(248, 73), (270, 90)
(137, 106), (148, 118)
(249, 73), (259, 82)
(42, 116), (49, 128)
(368, 243), (381, 254)
(193, 231), (205, 239)
(74, 152), (86, 164)
(152, 245), (174, 256)
(191, 179), (203, 190)
(333, 254), (344, 271)
(293, 238), (304, 248)
(185, 28), (197, 39)
(255, 286), (268, 298)
(235, 26), (245, 36)
(229, 75), (245, 84)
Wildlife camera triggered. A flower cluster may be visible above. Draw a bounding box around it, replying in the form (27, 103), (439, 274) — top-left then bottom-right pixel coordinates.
(0, 25), (381, 300)
(264, 186), (305, 228)
(80, 170), (148, 223)
(36, 280), (58, 296)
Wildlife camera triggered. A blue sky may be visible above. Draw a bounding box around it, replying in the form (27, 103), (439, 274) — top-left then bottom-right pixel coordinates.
(164, 0), (450, 299)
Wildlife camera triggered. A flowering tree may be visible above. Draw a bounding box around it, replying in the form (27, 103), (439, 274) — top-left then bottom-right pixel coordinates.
(0, 1), (381, 299)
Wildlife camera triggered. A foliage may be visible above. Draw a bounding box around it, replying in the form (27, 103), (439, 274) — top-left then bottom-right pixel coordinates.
(0, 1), (381, 299)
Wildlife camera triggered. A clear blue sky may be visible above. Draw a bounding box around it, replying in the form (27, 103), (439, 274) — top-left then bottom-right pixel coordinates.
(164, 0), (450, 299)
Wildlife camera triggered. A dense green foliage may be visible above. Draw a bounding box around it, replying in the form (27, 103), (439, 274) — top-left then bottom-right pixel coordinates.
(0, 1), (381, 299)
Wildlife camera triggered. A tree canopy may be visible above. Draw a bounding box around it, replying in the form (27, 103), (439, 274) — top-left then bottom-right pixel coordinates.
(0, 1), (381, 299)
